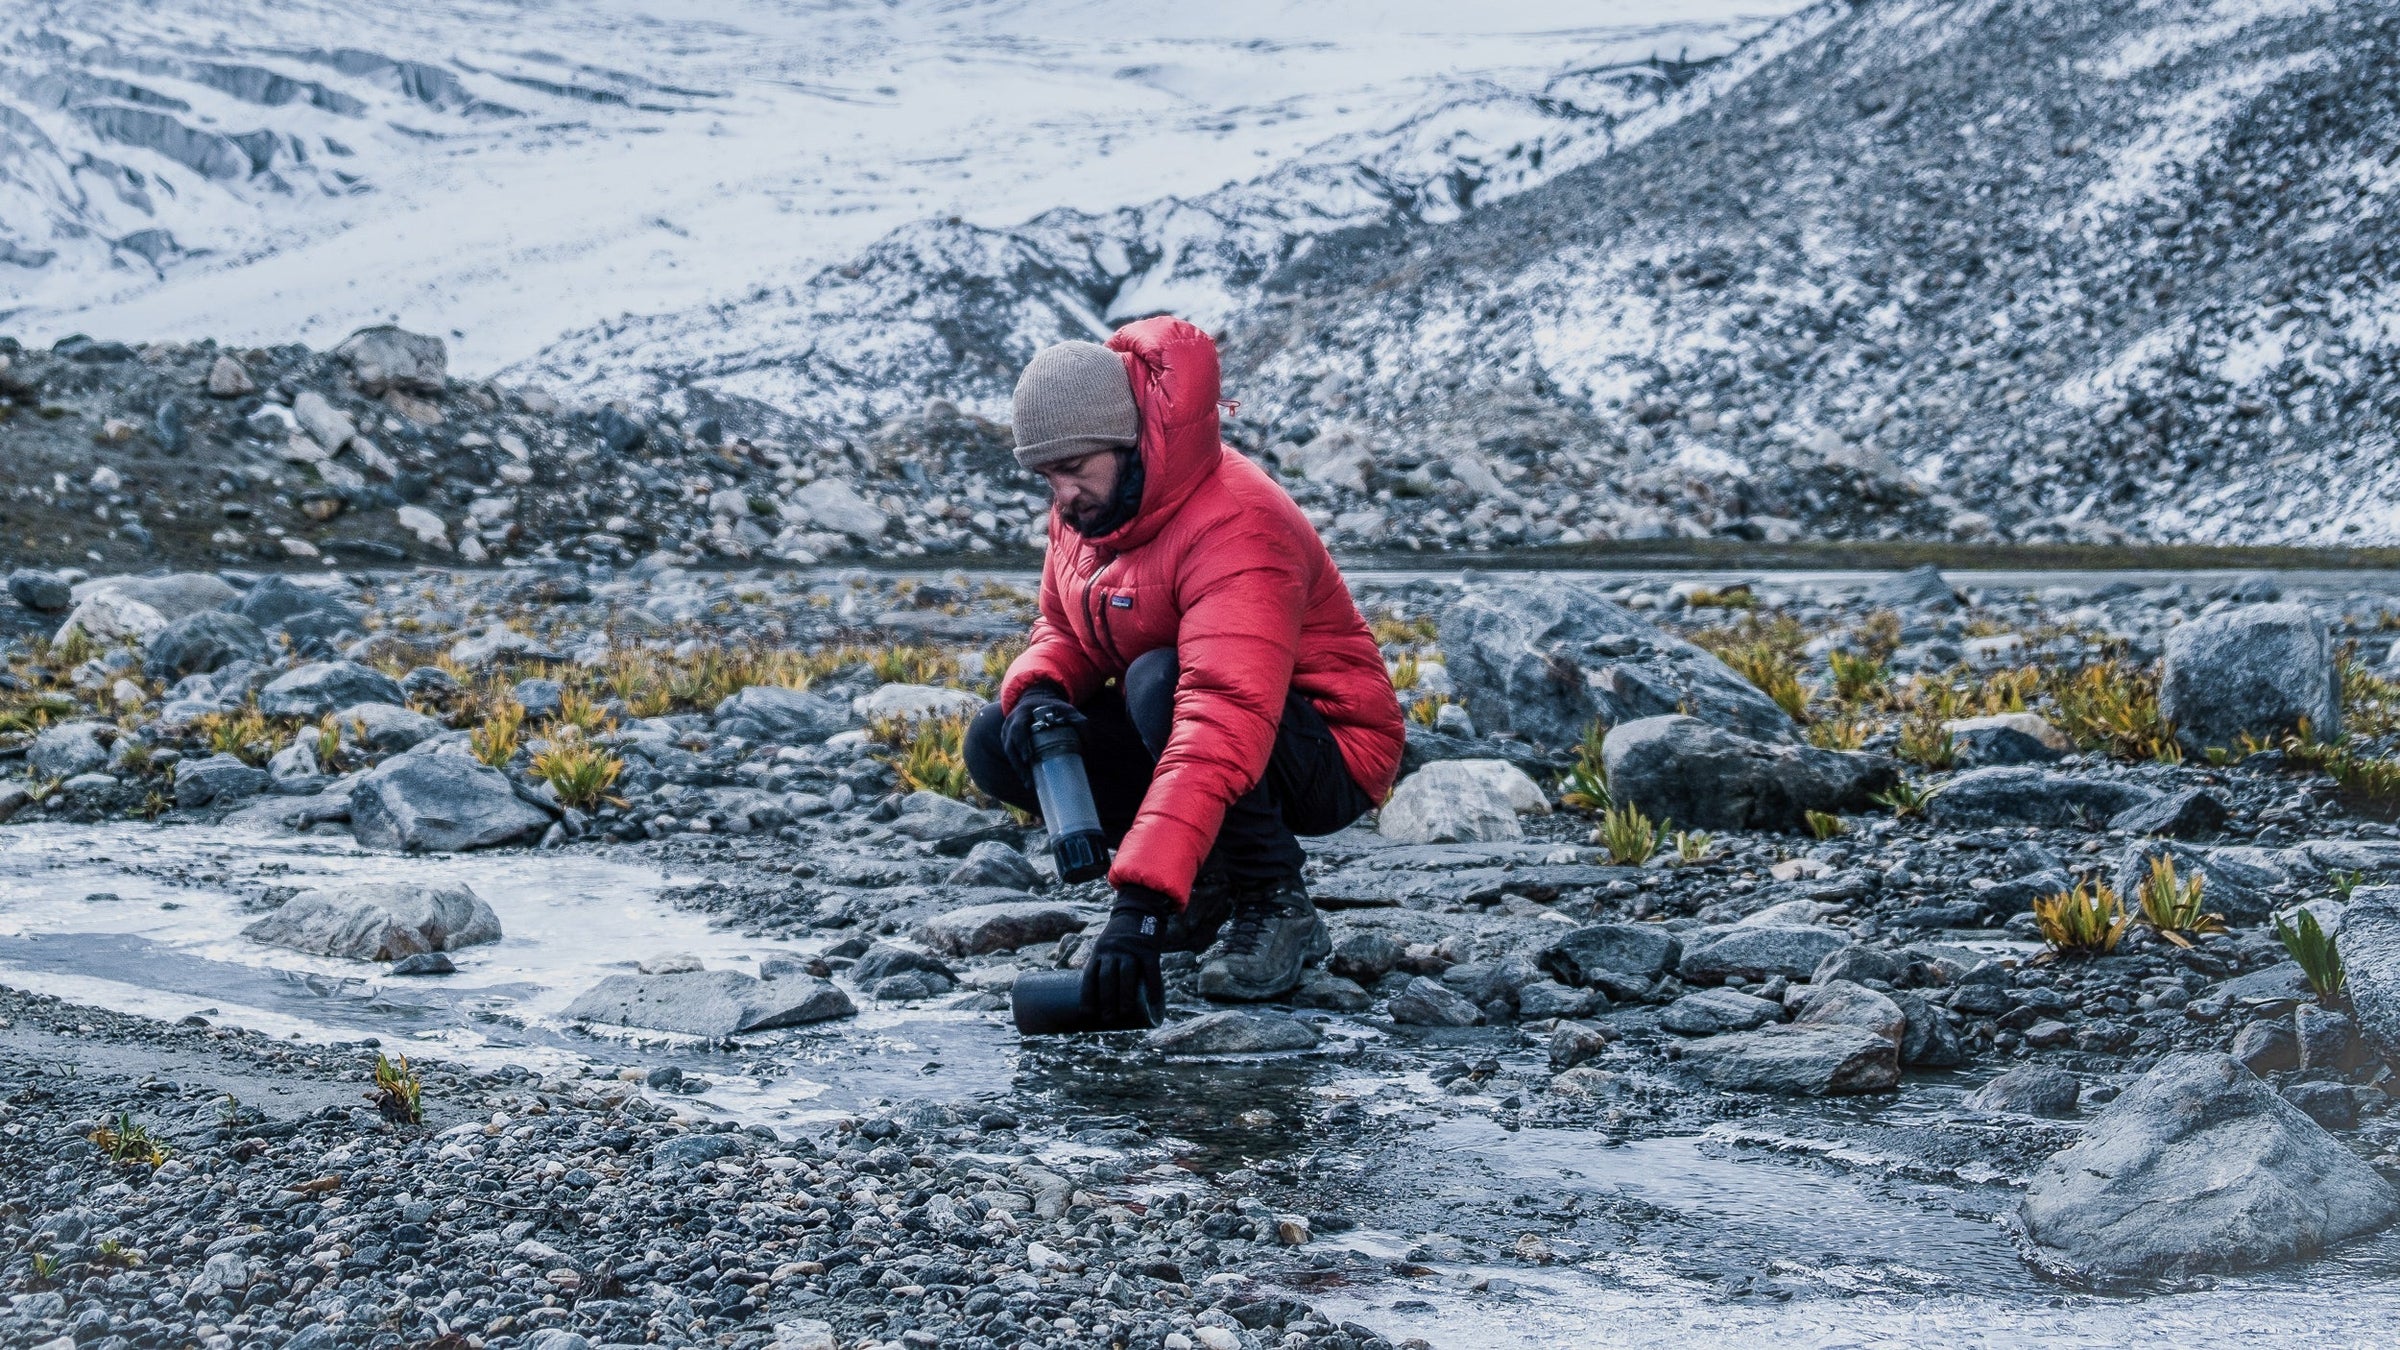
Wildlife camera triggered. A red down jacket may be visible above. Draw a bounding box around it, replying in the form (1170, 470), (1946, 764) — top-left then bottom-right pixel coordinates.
(998, 316), (1405, 904)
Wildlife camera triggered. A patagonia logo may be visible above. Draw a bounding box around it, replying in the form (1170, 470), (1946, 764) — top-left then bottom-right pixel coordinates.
(1109, 595), (1134, 609)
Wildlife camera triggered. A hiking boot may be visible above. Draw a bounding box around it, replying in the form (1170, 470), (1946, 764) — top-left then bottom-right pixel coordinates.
(1162, 872), (1233, 953)
(1197, 880), (1321, 1002)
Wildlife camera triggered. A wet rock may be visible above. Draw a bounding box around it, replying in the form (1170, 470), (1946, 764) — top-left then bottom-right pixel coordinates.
(945, 840), (1040, 890)
(654, 1133), (747, 1167)
(1327, 932), (1407, 984)
(850, 942), (955, 986)
(1793, 979), (1905, 1043)
(349, 754), (553, 852)
(173, 753), (269, 808)
(140, 610), (268, 681)
(1679, 1025), (1899, 1095)
(1963, 1064), (2080, 1117)
(1924, 768), (2159, 830)
(564, 970), (855, 1037)
(1292, 969), (1374, 1012)
(853, 683), (982, 722)
(0, 784), (30, 823)
(2016, 1052), (2400, 1280)
(1677, 925), (1848, 984)
(1602, 716), (1896, 833)
(1893, 991), (1966, 1067)
(388, 952), (456, 976)
(260, 661), (406, 718)
(243, 882), (501, 961)
(1376, 759), (1528, 844)
(871, 970), (956, 1001)
(1548, 1022), (1611, 1070)
(335, 325), (446, 395)
(56, 573), (239, 641)
(29, 721), (111, 778)
(890, 790), (1004, 843)
(1146, 1009), (1321, 1054)
(7, 568), (73, 612)
(337, 702), (445, 752)
(918, 901), (1097, 956)
(2339, 887), (2400, 1060)
(711, 685), (849, 743)
(2160, 604), (2339, 755)
(1867, 564), (1958, 611)
(1538, 924), (1682, 1000)
(1439, 580), (1796, 749)
(1661, 987), (1781, 1035)
(1388, 976), (1484, 1026)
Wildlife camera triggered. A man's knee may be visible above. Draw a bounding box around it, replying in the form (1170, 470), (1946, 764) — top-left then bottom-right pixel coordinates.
(1123, 648), (1179, 757)
(963, 701), (1021, 800)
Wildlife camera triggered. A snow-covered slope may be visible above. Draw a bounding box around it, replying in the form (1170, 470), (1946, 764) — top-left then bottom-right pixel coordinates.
(1, 0), (1798, 383)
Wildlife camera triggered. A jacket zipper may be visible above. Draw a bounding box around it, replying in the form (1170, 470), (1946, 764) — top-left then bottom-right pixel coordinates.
(1085, 553), (1125, 668)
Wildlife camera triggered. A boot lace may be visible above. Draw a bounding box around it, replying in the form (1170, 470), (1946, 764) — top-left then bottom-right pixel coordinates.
(1217, 896), (1280, 957)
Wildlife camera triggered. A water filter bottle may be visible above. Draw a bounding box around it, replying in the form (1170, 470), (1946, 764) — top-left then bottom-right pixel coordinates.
(1028, 704), (1109, 884)
(1010, 968), (1162, 1034)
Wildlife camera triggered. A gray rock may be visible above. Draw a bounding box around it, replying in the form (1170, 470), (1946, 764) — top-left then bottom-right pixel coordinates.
(654, 1134), (747, 1167)
(0, 784), (30, 823)
(890, 790), (1003, 842)
(1439, 580), (1797, 749)
(55, 573), (238, 641)
(242, 882), (501, 961)
(2015, 1052), (2400, 1280)
(1538, 924), (1682, 999)
(1327, 932), (1407, 984)
(2108, 841), (2289, 925)
(1949, 724), (2062, 768)
(335, 325), (447, 394)
(512, 677), (564, 720)
(1678, 1025), (1899, 1095)
(1513, 977), (1594, 1019)
(292, 390), (357, 451)
(448, 629), (566, 667)
(2160, 604), (2339, 755)
(1893, 990), (1966, 1067)
(1661, 987), (1782, 1035)
(1812, 945), (1907, 986)
(7, 568), (73, 612)
(918, 901), (1098, 956)
(2108, 788), (2229, 839)
(388, 952), (456, 976)
(141, 610), (268, 681)
(1602, 716), (1897, 833)
(1963, 1064), (2080, 1116)
(28, 721), (111, 778)
(173, 753), (269, 808)
(945, 840), (1041, 890)
(188, 1251), (252, 1298)
(2340, 887), (2400, 1060)
(1866, 564), (1959, 611)
(348, 754), (553, 852)
(2283, 1081), (2359, 1132)
(712, 685), (849, 744)
(564, 970), (855, 1037)
(232, 576), (363, 634)
(1145, 1009), (1322, 1055)
(871, 970), (956, 1001)
(1678, 925), (1849, 984)
(850, 942), (955, 985)
(1293, 969), (1375, 1012)
(1388, 976), (1484, 1026)
(1924, 768), (2159, 830)
(336, 701), (445, 753)
(1376, 760), (1525, 844)
(2295, 1004), (2357, 1072)
(260, 661), (406, 718)
(1793, 979), (1905, 1043)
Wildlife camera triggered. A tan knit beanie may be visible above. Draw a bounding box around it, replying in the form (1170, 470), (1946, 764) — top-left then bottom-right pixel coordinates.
(1012, 341), (1138, 469)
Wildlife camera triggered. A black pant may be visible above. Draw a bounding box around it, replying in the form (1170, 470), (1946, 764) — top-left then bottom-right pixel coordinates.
(966, 648), (1374, 888)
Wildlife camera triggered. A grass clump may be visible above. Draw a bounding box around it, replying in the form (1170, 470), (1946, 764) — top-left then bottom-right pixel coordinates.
(1871, 778), (1934, 818)
(1896, 712), (1957, 770)
(1684, 585), (1754, 610)
(89, 1112), (170, 1166)
(551, 686), (616, 735)
(1407, 695), (1450, 728)
(1803, 810), (1846, 839)
(194, 707), (274, 765)
(1720, 642), (1811, 722)
(1595, 801), (1663, 866)
(1828, 650), (1888, 702)
(1557, 721), (1610, 812)
(2275, 909), (2347, 1005)
(2135, 855), (2224, 947)
(369, 1052), (424, 1125)
(1672, 829), (1713, 864)
(1370, 614), (1440, 647)
(2033, 881), (2129, 956)
(1388, 652), (1421, 692)
(871, 712), (978, 800)
(470, 698), (525, 768)
(2048, 661), (2180, 763)
(531, 737), (624, 809)
(1806, 713), (1870, 751)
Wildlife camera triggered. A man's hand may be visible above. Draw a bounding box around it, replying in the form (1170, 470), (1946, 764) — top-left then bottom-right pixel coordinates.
(1003, 682), (1083, 779)
(1082, 885), (1171, 1024)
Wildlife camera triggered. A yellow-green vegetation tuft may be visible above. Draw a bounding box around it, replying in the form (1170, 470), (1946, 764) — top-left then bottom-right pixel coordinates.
(1370, 614), (1440, 647)
(1803, 810), (1846, 839)
(1684, 585), (1755, 610)
(1871, 778), (1933, 818)
(313, 714), (343, 769)
(1720, 642), (1811, 723)
(1896, 712), (1957, 770)
(1807, 713), (1871, 751)
(1388, 651), (1421, 692)
(551, 686), (616, 736)
(531, 736), (624, 809)
(1406, 695), (1449, 728)
(470, 698), (525, 768)
(370, 1052), (424, 1125)
(2135, 855), (2224, 946)
(2047, 661), (2180, 763)
(1672, 829), (1713, 864)
(2034, 880), (2128, 956)
(194, 707), (275, 765)
(1828, 649), (1888, 701)
(2275, 908), (2347, 1004)
(1853, 611), (1904, 660)
(981, 636), (1029, 688)
(2339, 644), (2400, 738)
(871, 643), (958, 686)
(1557, 721), (1611, 812)
(871, 711), (979, 800)
(88, 1112), (170, 1166)
(1595, 801), (1663, 866)
(0, 691), (80, 734)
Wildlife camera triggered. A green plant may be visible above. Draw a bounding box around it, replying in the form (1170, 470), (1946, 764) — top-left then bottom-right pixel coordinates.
(94, 1239), (141, 1268)
(1595, 801), (1663, 866)
(1897, 713), (1957, 770)
(195, 707), (273, 764)
(551, 686), (616, 735)
(1406, 695), (1449, 728)
(2135, 855), (2224, 947)
(2047, 661), (2180, 763)
(1370, 614), (1440, 646)
(370, 1052), (424, 1125)
(1853, 611), (1904, 661)
(1556, 720), (1610, 812)
(131, 789), (170, 821)
(531, 737), (624, 809)
(1803, 810), (1846, 839)
(2326, 750), (2400, 811)
(1672, 830), (1712, 864)
(471, 698), (525, 768)
(1828, 650), (1888, 702)
(1872, 779), (1934, 818)
(56, 625), (96, 666)
(2275, 909), (2347, 1004)
(1806, 713), (1870, 751)
(1388, 652), (1421, 692)
(871, 712), (978, 800)
(314, 714), (343, 768)
(1720, 642), (1811, 723)
(2333, 870), (2366, 901)
(88, 1112), (169, 1166)
(29, 1251), (57, 1286)
(2033, 881), (2129, 956)
(1684, 586), (1754, 610)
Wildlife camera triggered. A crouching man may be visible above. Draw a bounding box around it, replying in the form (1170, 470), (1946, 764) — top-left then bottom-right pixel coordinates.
(965, 317), (1404, 1021)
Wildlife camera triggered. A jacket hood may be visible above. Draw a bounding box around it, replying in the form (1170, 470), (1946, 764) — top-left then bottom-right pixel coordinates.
(1083, 316), (1223, 553)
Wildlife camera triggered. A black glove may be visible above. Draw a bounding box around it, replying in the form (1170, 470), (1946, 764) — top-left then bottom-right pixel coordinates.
(1082, 884), (1172, 1025)
(1003, 682), (1083, 780)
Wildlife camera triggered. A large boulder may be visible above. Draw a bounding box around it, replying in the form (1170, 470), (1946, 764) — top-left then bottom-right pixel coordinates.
(1602, 715), (1896, 833)
(564, 970), (855, 1038)
(1677, 925), (1849, 984)
(334, 325), (447, 395)
(260, 661), (406, 718)
(1962, 1064), (2081, 1117)
(2340, 886), (2400, 1060)
(349, 754), (553, 852)
(173, 753), (269, 808)
(1924, 768), (2160, 830)
(242, 882), (501, 961)
(1376, 760), (1527, 844)
(337, 702), (445, 753)
(1439, 581), (1797, 749)
(56, 573), (239, 642)
(2015, 1052), (2400, 1280)
(1538, 924), (1683, 1000)
(712, 685), (849, 744)
(1866, 564), (1959, 612)
(1677, 1025), (1899, 1095)
(2160, 604), (2339, 755)
(143, 610), (269, 681)
(28, 721), (111, 778)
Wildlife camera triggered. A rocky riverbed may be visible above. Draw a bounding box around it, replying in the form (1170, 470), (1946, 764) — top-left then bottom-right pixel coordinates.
(10, 559), (2400, 1348)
